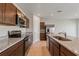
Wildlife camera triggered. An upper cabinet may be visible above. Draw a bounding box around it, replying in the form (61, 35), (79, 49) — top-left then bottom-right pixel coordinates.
(3, 3), (17, 25)
(0, 4), (4, 24)
(0, 3), (17, 25)
(0, 3), (29, 26)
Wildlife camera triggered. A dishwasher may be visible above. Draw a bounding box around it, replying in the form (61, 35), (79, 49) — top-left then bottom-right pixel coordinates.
(23, 35), (29, 55)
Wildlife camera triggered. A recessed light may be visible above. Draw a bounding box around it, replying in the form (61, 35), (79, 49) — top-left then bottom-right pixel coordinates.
(57, 10), (63, 12)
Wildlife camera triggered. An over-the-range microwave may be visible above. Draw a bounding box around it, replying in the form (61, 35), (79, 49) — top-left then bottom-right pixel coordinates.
(16, 15), (26, 28)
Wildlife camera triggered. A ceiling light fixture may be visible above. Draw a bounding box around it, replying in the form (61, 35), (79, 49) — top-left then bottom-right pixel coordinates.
(57, 10), (63, 13)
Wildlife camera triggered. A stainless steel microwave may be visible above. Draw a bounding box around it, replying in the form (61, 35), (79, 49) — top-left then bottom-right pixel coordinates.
(16, 15), (26, 28)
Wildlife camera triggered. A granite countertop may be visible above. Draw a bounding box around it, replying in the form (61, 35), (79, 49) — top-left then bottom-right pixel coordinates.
(47, 33), (79, 56)
(0, 32), (32, 53)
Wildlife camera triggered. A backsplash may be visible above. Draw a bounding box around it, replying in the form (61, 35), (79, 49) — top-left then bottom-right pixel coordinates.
(0, 25), (26, 38)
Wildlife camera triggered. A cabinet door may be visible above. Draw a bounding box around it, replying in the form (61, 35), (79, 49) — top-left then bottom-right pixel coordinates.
(9, 44), (23, 56)
(49, 41), (54, 56)
(15, 44), (24, 56)
(4, 3), (16, 25)
(0, 4), (4, 24)
(53, 45), (59, 56)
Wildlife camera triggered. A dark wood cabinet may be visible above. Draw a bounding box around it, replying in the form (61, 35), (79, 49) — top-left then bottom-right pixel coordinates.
(0, 4), (4, 24)
(49, 41), (54, 55)
(49, 37), (59, 56)
(40, 22), (45, 29)
(0, 40), (24, 56)
(53, 45), (59, 56)
(3, 3), (16, 25)
(47, 35), (76, 56)
(40, 22), (46, 40)
(0, 3), (16, 25)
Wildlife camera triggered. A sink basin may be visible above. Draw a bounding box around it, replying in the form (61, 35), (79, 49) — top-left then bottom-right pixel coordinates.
(53, 36), (71, 41)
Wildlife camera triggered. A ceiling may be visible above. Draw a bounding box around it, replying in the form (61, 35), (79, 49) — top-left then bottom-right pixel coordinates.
(16, 3), (79, 20)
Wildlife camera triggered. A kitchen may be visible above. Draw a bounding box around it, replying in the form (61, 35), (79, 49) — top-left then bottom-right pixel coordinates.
(0, 3), (79, 56)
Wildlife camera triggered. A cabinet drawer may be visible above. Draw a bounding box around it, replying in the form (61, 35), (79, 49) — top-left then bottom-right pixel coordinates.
(60, 45), (76, 56)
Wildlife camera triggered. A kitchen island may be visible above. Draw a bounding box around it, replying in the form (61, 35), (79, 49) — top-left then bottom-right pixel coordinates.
(47, 33), (79, 56)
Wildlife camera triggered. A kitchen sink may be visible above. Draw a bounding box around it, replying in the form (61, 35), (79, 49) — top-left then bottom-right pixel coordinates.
(53, 36), (71, 41)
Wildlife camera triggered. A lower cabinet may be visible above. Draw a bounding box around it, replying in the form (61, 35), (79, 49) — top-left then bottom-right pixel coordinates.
(0, 40), (24, 56)
(49, 41), (54, 55)
(53, 45), (59, 56)
(47, 35), (76, 56)
(49, 37), (59, 56)
(9, 44), (23, 56)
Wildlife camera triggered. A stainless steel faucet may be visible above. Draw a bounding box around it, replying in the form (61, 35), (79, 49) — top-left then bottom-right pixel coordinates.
(58, 32), (67, 39)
